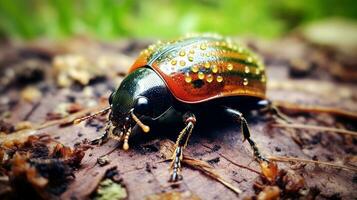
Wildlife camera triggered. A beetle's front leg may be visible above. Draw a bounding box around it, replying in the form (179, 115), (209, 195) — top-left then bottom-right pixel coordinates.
(169, 112), (196, 182)
(225, 107), (269, 163)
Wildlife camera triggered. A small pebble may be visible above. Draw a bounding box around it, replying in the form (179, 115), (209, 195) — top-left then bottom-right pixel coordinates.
(97, 155), (110, 166)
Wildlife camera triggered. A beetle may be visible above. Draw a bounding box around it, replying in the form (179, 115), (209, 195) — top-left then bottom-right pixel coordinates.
(82, 34), (272, 182)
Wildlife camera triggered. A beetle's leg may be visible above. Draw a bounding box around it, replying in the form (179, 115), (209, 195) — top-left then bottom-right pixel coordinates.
(109, 126), (124, 142)
(257, 100), (293, 123)
(225, 107), (269, 163)
(91, 121), (113, 145)
(169, 112), (196, 182)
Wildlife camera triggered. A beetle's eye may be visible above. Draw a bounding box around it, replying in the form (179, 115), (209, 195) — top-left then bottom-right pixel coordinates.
(134, 96), (149, 115)
(109, 92), (114, 105)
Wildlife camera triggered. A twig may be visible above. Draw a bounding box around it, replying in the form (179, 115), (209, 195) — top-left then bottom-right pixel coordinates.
(183, 156), (242, 194)
(36, 103), (109, 130)
(160, 140), (242, 195)
(23, 100), (41, 121)
(201, 144), (260, 174)
(0, 103), (109, 144)
(272, 101), (357, 121)
(218, 154), (260, 175)
(268, 155), (357, 172)
(272, 123), (357, 137)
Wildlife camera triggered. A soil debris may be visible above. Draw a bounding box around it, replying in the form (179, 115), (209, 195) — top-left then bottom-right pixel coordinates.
(20, 86), (42, 103)
(146, 191), (201, 200)
(0, 120), (15, 134)
(252, 162), (306, 199)
(0, 135), (86, 199)
(97, 155), (110, 167)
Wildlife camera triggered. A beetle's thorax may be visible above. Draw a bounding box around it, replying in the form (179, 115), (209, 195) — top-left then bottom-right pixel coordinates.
(109, 67), (173, 131)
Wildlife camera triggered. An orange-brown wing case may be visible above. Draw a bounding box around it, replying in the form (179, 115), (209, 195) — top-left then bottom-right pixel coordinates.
(129, 35), (266, 103)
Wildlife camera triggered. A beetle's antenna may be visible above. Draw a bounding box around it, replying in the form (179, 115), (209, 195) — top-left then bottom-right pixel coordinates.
(74, 106), (111, 124)
(131, 111), (150, 133)
(123, 127), (132, 150)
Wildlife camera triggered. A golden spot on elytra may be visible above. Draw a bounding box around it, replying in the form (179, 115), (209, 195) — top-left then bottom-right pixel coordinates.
(259, 64), (264, 70)
(206, 74), (213, 83)
(143, 49), (149, 55)
(227, 63), (233, 71)
(216, 75), (223, 83)
(191, 65), (199, 73)
(204, 62), (210, 69)
(212, 65), (218, 73)
(179, 60), (186, 66)
(247, 56), (253, 63)
(198, 72), (205, 80)
(148, 45), (155, 51)
(188, 56), (194, 62)
(185, 73), (192, 83)
(261, 75), (266, 82)
(200, 43), (207, 50)
(171, 60), (177, 65)
(189, 49), (195, 54)
(243, 78), (249, 86)
(255, 68), (260, 75)
(245, 66), (250, 74)
(179, 50), (186, 57)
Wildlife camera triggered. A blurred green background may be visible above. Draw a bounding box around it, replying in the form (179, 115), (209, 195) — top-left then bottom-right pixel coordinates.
(0, 0), (356, 40)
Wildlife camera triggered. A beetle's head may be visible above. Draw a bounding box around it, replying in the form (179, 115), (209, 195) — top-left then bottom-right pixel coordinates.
(108, 89), (151, 135)
(108, 73), (154, 142)
(108, 68), (172, 136)
(74, 68), (171, 150)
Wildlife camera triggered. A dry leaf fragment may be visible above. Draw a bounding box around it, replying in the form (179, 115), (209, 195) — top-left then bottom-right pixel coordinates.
(146, 191), (201, 200)
(15, 121), (33, 131)
(66, 103), (83, 114)
(257, 186), (280, 200)
(260, 161), (279, 183)
(11, 153), (48, 188)
(281, 170), (305, 193)
(1, 135), (86, 198)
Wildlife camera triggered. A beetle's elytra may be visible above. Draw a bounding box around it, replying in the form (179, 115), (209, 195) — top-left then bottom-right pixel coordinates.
(89, 34), (270, 182)
(130, 34), (267, 103)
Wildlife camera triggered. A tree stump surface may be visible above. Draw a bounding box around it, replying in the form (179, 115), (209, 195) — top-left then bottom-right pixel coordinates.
(0, 37), (356, 200)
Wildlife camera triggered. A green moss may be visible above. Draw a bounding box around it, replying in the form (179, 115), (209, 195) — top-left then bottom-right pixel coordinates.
(95, 179), (127, 200)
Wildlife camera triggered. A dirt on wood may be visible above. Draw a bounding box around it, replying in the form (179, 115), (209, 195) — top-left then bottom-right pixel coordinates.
(0, 36), (356, 200)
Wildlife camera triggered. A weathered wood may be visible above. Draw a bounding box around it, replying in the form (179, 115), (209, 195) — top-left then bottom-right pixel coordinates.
(0, 37), (356, 199)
